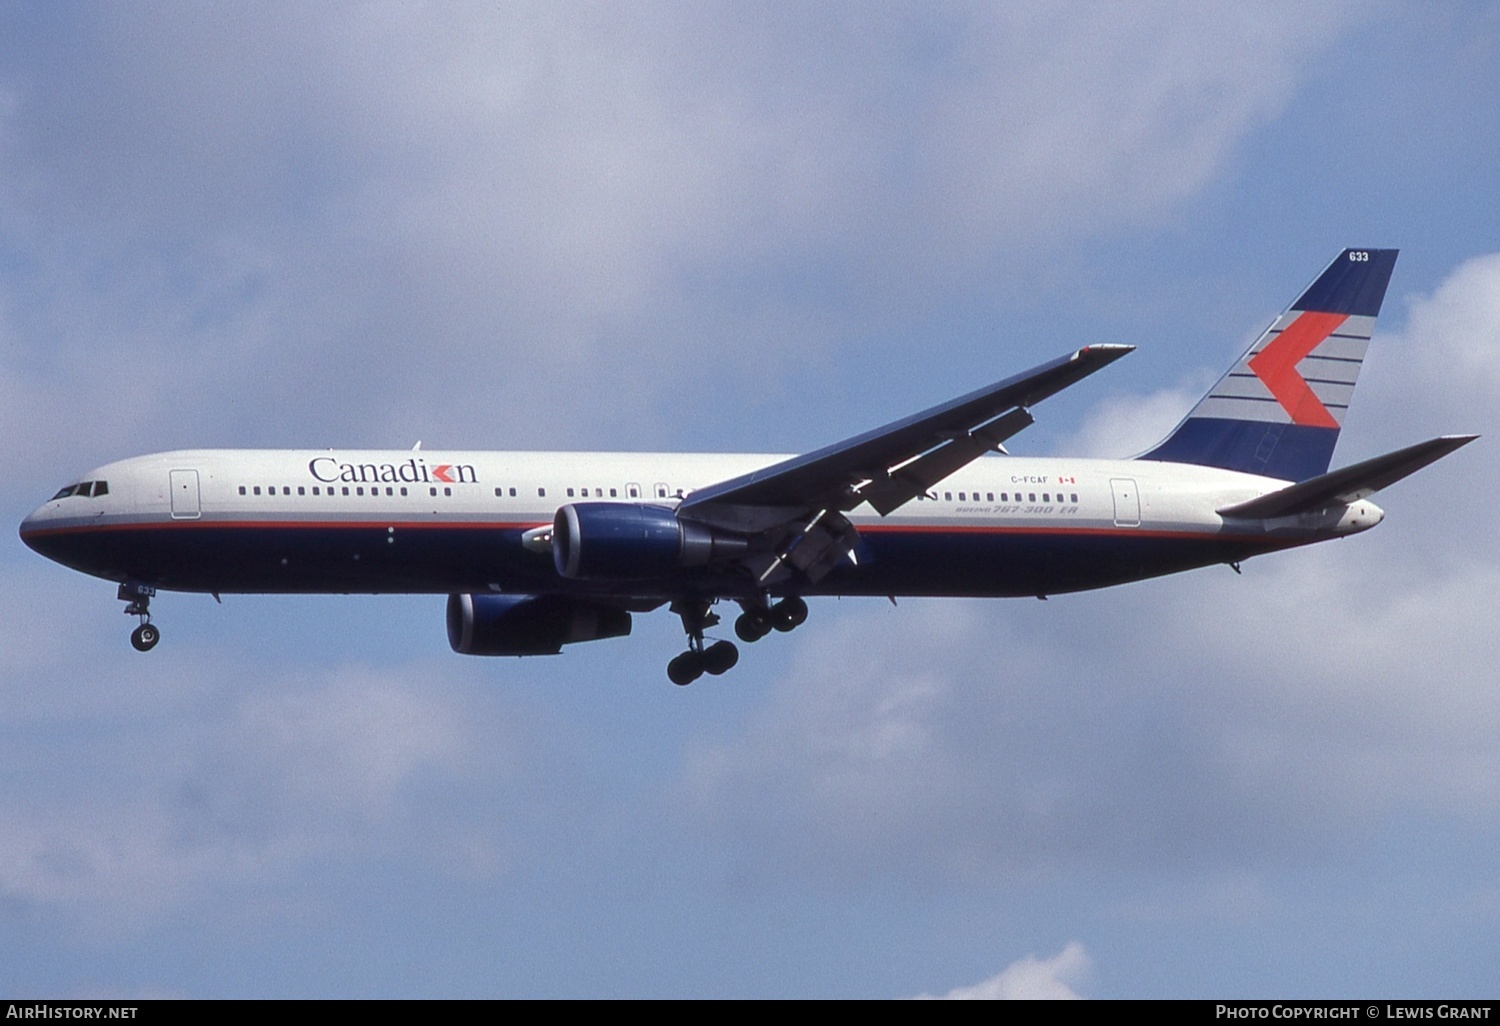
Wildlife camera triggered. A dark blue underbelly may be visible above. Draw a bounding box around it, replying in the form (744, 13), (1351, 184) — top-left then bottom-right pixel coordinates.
(26, 521), (1285, 600)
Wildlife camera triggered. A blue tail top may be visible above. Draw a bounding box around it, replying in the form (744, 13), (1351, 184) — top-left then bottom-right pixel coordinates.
(1139, 248), (1398, 482)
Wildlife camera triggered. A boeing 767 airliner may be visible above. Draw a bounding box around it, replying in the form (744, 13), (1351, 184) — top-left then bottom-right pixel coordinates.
(20, 249), (1476, 683)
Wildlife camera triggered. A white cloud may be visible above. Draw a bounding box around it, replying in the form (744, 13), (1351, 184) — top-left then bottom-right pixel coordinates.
(1054, 385), (1203, 458)
(1410, 253), (1500, 387)
(0, 1), (1359, 461)
(916, 942), (1090, 999)
(1355, 251), (1500, 448)
(683, 547), (1500, 884)
(0, 645), (528, 931)
(680, 254), (1500, 887)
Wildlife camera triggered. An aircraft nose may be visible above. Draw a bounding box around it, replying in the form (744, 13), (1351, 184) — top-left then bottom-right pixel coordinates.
(19, 505), (48, 553)
(18, 500), (89, 571)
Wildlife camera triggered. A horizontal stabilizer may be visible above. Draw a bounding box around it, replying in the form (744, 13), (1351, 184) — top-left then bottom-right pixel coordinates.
(1218, 435), (1478, 519)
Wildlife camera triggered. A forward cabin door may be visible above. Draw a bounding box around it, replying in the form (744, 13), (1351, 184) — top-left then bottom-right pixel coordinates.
(170, 469), (201, 519)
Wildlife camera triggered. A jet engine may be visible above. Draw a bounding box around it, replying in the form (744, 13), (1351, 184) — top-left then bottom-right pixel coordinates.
(551, 502), (748, 580)
(446, 593), (631, 656)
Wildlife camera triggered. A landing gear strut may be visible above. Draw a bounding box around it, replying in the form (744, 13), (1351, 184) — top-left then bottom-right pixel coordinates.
(667, 599), (739, 686)
(119, 581), (160, 652)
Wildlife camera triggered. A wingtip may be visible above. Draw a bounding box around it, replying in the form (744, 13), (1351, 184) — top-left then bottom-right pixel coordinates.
(1076, 343), (1135, 360)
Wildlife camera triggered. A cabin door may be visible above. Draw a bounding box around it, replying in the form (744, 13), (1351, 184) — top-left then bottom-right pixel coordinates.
(1110, 478), (1140, 528)
(170, 469), (201, 519)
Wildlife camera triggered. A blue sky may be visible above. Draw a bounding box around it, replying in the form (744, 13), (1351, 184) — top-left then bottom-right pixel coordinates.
(2, 1), (1499, 999)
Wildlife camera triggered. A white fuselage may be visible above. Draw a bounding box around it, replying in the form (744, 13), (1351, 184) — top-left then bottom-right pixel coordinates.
(20, 448), (1383, 601)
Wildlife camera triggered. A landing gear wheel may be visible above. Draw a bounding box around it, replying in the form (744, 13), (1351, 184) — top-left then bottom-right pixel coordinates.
(701, 640), (739, 675)
(735, 611), (772, 643)
(667, 651), (703, 686)
(131, 623), (160, 652)
(771, 595), (808, 632)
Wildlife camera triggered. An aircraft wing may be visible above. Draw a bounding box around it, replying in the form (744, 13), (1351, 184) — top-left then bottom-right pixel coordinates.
(1217, 434), (1478, 519)
(674, 344), (1132, 586)
(680, 344), (1133, 524)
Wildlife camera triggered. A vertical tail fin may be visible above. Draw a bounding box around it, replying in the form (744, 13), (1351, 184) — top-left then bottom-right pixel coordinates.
(1139, 248), (1398, 482)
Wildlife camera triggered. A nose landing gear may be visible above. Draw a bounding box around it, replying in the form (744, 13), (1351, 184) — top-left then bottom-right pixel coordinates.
(119, 581), (160, 652)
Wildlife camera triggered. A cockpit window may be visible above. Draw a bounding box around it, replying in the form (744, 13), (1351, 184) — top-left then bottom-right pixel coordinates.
(49, 480), (108, 500)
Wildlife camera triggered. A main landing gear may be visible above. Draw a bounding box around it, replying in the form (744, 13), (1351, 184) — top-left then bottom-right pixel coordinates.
(733, 595), (807, 643)
(666, 595), (810, 685)
(119, 581), (160, 652)
(667, 600), (739, 686)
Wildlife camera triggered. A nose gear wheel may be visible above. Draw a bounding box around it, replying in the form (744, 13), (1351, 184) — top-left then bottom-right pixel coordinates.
(119, 581), (160, 651)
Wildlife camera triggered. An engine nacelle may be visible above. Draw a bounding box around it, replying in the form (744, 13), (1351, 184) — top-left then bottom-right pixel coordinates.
(551, 502), (748, 580)
(446, 593), (631, 656)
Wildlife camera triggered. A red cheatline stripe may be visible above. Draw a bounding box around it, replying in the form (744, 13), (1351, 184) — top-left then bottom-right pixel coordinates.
(1246, 311), (1346, 428)
(857, 523), (1249, 542)
(21, 519), (547, 536)
(23, 518), (1279, 544)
